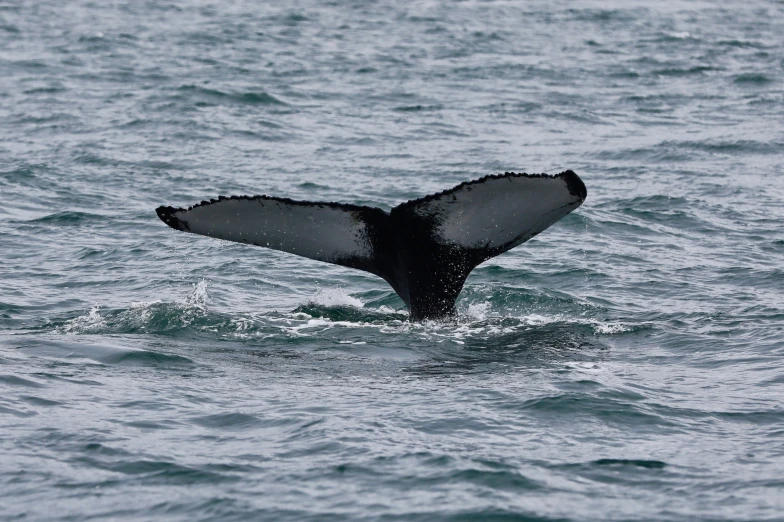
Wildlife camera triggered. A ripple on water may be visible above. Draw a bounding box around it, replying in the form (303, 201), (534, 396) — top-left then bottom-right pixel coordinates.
(175, 85), (287, 107)
(190, 412), (266, 430)
(78, 458), (241, 485)
(0, 374), (46, 388)
(733, 73), (773, 85)
(15, 339), (193, 368)
(27, 211), (107, 226)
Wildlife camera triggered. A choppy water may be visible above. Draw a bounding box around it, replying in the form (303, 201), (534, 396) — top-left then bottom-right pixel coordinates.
(2, 0), (784, 520)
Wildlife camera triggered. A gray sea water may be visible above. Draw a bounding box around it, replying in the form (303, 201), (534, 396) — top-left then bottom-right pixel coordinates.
(2, 0), (784, 520)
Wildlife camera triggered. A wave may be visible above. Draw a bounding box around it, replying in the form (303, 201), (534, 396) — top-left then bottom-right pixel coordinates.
(27, 211), (106, 226)
(13, 337), (194, 368)
(597, 139), (783, 162)
(176, 85), (286, 107)
(733, 73), (772, 85)
(37, 281), (637, 350)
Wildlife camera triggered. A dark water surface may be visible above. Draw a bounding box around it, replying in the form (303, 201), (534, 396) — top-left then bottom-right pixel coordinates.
(2, 0), (784, 520)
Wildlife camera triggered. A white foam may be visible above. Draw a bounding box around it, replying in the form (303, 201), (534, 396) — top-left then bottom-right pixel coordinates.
(56, 285), (632, 342)
(590, 322), (632, 335)
(464, 301), (491, 321)
(184, 279), (208, 309)
(61, 306), (105, 334)
(129, 300), (162, 309)
(309, 288), (364, 308)
(520, 314), (558, 326)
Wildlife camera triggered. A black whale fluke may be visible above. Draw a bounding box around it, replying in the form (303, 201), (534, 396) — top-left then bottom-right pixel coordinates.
(156, 170), (587, 320)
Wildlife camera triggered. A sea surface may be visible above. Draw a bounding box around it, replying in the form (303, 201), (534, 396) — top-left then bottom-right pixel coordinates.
(1, 0), (783, 520)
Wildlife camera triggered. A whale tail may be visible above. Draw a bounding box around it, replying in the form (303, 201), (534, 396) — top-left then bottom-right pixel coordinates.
(156, 170), (587, 320)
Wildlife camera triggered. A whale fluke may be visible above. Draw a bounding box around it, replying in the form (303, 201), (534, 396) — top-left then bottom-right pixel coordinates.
(156, 170), (586, 320)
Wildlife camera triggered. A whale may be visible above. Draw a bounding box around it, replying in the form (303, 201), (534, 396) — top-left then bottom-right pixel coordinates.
(156, 170), (587, 320)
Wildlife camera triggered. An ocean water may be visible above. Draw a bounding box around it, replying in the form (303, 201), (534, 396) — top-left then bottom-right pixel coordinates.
(1, 0), (783, 519)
